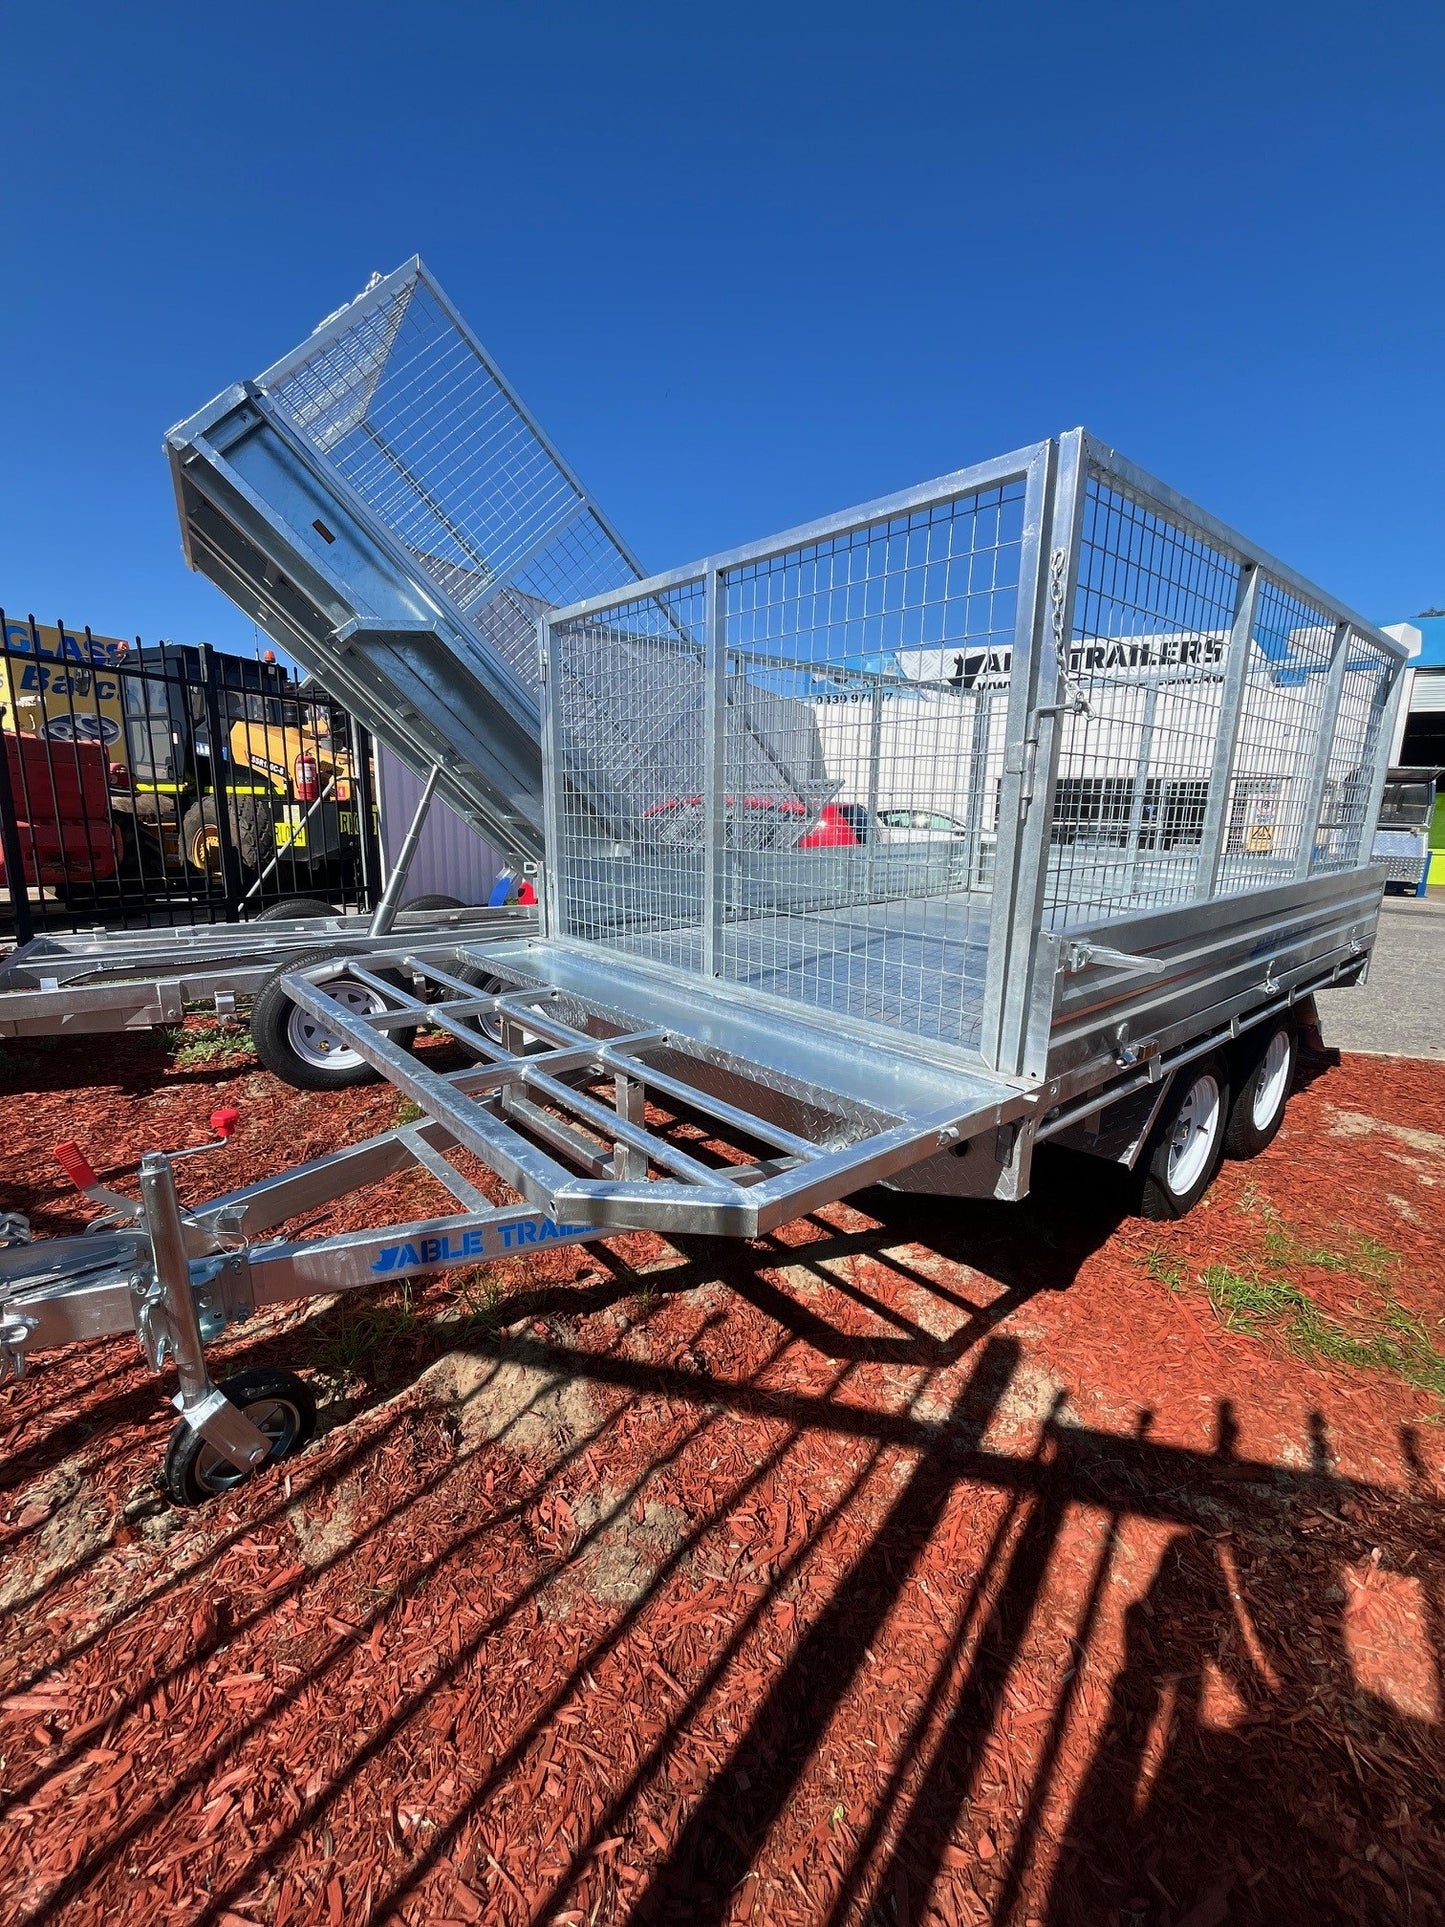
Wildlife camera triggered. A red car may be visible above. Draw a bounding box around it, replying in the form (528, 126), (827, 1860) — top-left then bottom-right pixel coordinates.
(642, 795), (859, 849)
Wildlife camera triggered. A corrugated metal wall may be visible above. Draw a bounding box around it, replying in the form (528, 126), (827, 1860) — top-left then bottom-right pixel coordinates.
(375, 742), (506, 905)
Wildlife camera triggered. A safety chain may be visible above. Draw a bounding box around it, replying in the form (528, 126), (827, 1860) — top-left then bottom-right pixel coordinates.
(1049, 547), (1069, 655)
(1047, 547), (1093, 718)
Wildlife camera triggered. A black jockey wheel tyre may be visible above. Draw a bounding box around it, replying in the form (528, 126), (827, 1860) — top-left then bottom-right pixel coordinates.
(1224, 1020), (1297, 1160)
(402, 893), (466, 912)
(165, 1367), (316, 1506)
(255, 896), (335, 921)
(250, 946), (417, 1091)
(1138, 1058), (1231, 1222)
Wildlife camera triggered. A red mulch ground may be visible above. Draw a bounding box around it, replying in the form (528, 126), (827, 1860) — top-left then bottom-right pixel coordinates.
(1, 1022), (1442, 1927)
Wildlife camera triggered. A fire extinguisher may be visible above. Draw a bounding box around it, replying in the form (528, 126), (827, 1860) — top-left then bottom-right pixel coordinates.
(293, 752), (319, 803)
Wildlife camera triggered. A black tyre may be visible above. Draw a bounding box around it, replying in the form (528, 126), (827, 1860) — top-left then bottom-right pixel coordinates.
(250, 946), (417, 1091)
(448, 960), (508, 1045)
(255, 896), (335, 921)
(1138, 1058), (1230, 1221)
(110, 806), (138, 876)
(182, 794), (276, 876)
(229, 794), (276, 869)
(164, 1367), (316, 1506)
(402, 893), (466, 912)
(1224, 1019), (1296, 1160)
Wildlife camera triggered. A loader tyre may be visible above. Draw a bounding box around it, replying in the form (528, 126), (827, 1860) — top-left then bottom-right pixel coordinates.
(1138, 1058), (1230, 1221)
(250, 946), (417, 1091)
(229, 794), (276, 869)
(402, 893), (466, 912)
(1224, 1019), (1296, 1160)
(182, 794), (276, 876)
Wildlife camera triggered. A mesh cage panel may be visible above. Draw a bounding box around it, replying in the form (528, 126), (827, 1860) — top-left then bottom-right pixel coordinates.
(551, 482), (1025, 1054)
(553, 582), (710, 955)
(1312, 637), (1395, 874)
(1040, 468), (1396, 925)
(1216, 577), (1337, 892)
(263, 271), (638, 697)
(1046, 474), (1242, 927)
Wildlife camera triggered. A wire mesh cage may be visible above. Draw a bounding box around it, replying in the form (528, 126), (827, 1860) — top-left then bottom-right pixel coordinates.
(550, 472), (1031, 1053)
(1045, 471), (1245, 924)
(258, 263), (641, 704)
(546, 433), (1405, 1069)
(1044, 459), (1404, 925)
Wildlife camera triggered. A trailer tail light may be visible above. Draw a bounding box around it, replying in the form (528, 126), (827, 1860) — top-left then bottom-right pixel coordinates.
(107, 762), (130, 788)
(293, 753), (319, 802)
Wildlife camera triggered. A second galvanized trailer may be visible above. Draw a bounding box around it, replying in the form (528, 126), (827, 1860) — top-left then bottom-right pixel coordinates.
(0, 427), (1408, 1502)
(0, 255), (632, 1042)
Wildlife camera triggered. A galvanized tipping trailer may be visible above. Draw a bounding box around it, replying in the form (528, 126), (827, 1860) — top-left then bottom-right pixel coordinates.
(0, 303), (1409, 1503)
(0, 253), (650, 1042)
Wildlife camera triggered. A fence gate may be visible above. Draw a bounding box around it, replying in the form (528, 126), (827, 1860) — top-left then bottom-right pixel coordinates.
(0, 613), (382, 942)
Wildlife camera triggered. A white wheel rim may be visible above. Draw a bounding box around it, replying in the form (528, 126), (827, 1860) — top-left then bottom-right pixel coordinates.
(1251, 1029), (1291, 1131)
(1167, 1071), (1222, 1194)
(286, 981), (389, 1071)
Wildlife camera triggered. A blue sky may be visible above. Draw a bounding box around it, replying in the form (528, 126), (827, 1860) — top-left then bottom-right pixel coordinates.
(2, 1), (1441, 653)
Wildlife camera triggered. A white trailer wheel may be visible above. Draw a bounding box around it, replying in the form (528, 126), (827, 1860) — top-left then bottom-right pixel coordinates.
(1225, 1020), (1297, 1160)
(1139, 1061), (1229, 1220)
(1166, 1073), (1222, 1193)
(1253, 1029), (1292, 1130)
(285, 982), (390, 1073)
(251, 947), (417, 1091)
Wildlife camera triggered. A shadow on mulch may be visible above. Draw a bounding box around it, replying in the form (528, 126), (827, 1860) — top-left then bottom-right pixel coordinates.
(4, 1054), (1442, 1925)
(7, 1288), (1442, 1924)
(0, 1031), (184, 1102)
(617, 1367), (1445, 1927)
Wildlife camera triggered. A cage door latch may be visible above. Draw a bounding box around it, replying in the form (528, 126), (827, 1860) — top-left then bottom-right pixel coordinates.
(1062, 940), (1169, 976)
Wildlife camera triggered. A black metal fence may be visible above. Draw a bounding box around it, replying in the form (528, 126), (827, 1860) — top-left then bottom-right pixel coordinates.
(0, 612), (383, 943)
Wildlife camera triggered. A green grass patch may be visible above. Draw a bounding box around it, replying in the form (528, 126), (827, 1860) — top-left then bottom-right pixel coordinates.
(454, 1270), (509, 1333)
(392, 1096), (425, 1127)
(1143, 1249), (1185, 1292)
(1233, 1193), (1397, 1283)
(310, 1281), (420, 1384)
(1144, 1212), (1444, 1404)
(165, 1021), (252, 1070)
(1200, 1261), (1445, 1400)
